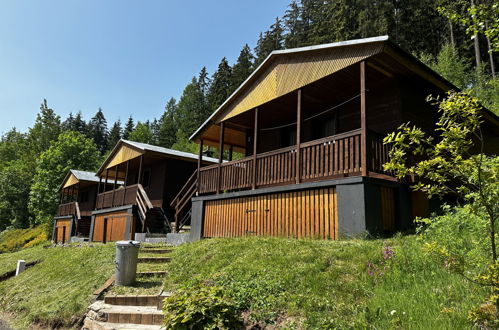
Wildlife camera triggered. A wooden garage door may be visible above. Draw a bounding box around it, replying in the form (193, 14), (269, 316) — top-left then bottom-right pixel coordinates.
(203, 187), (338, 239)
(93, 212), (133, 243)
(54, 219), (71, 243)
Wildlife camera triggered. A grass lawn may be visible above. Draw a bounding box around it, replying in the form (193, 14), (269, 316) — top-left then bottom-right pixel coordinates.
(0, 243), (115, 329)
(163, 236), (487, 329)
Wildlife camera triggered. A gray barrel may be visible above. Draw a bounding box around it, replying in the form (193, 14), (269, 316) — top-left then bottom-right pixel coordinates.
(115, 240), (141, 286)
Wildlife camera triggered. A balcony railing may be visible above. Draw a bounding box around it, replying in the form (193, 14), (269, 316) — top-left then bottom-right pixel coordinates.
(197, 129), (384, 195)
(57, 202), (76, 217)
(95, 184), (139, 210)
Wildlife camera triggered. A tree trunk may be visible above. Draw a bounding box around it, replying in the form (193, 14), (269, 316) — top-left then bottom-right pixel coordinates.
(471, 0), (482, 68)
(449, 20), (455, 49)
(485, 22), (496, 77)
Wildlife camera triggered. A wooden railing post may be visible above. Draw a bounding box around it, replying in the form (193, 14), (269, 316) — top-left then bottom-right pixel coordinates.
(112, 165), (118, 207)
(197, 139), (203, 195)
(122, 160), (129, 205)
(217, 123), (225, 194)
(296, 89), (302, 184)
(137, 155), (143, 184)
(360, 60), (369, 177)
(252, 108), (259, 189)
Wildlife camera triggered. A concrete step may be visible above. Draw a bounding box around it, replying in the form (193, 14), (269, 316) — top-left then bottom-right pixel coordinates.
(137, 271), (168, 277)
(104, 295), (160, 307)
(137, 257), (170, 263)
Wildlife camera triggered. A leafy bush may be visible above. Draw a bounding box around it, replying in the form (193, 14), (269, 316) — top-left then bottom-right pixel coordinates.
(162, 285), (242, 329)
(0, 225), (49, 253)
(418, 205), (490, 277)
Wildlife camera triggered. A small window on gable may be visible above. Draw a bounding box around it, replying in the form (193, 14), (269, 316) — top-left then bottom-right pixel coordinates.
(142, 168), (151, 188)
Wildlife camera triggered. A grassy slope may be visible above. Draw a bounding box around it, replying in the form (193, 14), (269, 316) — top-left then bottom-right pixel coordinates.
(0, 244), (115, 329)
(164, 236), (487, 329)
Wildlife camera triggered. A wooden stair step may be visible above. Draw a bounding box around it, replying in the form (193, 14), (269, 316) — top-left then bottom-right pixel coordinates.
(140, 249), (172, 254)
(86, 321), (161, 329)
(101, 304), (163, 325)
(137, 271), (168, 277)
(104, 295), (160, 307)
(137, 257), (171, 263)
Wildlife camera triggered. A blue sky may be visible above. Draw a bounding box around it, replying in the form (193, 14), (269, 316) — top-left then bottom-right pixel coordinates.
(0, 0), (289, 134)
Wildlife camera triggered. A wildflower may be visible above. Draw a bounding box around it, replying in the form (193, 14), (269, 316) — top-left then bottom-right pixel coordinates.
(390, 310), (397, 316)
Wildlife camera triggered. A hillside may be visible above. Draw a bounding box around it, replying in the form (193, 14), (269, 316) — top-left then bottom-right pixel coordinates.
(163, 236), (485, 329)
(0, 235), (489, 329)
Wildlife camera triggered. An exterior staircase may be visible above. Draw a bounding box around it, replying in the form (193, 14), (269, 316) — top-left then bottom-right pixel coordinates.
(83, 244), (172, 330)
(170, 170), (198, 233)
(136, 184), (173, 233)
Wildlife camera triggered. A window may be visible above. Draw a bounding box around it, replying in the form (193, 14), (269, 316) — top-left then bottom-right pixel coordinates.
(142, 168), (151, 188)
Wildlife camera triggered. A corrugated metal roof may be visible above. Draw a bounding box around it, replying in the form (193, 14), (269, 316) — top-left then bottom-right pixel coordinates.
(190, 36), (389, 141)
(122, 139), (219, 163)
(70, 170), (100, 182)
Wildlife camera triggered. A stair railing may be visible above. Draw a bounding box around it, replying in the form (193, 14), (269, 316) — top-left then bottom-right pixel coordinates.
(171, 170), (198, 232)
(136, 184), (153, 232)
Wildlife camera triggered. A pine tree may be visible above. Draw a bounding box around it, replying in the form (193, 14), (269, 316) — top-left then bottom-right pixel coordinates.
(28, 99), (62, 157)
(207, 58), (232, 111)
(107, 119), (122, 148)
(123, 116), (134, 140)
(284, 0), (306, 48)
(89, 108), (108, 154)
(73, 111), (88, 136)
(157, 98), (178, 148)
(231, 44), (255, 91)
(63, 112), (75, 131)
(177, 77), (207, 135)
(254, 18), (285, 65)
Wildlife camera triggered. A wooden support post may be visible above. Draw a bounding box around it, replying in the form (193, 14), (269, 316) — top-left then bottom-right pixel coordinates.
(252, 108), (259, 189)
(76, 182), (80, 203)
(122, 160), (129, 205)
(197, 139), (203, 195)
(137, 155), (143, 185)
(112, 165), (118, 206)
(104, 169), (109, 192)
(62, 226), (66, 244)
(360, 60), (368, 177)
(98, 177), (102, 194)
(228, 145), (233, 161)
(217, 122), (225, 194)
(296, 89), (302, 184)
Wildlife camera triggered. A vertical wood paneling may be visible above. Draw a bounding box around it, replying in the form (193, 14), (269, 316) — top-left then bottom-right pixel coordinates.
(380, 187), (395, 231)
(203, 188), (338, 239)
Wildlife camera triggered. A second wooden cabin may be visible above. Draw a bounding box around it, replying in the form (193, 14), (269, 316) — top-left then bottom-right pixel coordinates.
(88, 139), (218, 243)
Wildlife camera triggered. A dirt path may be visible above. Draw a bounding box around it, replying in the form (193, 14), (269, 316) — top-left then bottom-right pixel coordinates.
(0, 318), (12, 330)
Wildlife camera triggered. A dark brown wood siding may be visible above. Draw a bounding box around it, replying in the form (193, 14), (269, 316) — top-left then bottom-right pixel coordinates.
(203, 187), (338, 239)
(380, 186), (395, 231)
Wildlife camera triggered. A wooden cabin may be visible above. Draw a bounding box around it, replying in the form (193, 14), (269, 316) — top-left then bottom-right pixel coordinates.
(89, 139), (218, 243)
(52, 170), (106, 243)
(172, 36), (499, 240)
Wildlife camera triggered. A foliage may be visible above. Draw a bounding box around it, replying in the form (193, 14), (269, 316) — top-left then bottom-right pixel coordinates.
(420, 43), (472, 89)
(27, 99), (61, 157)
(107, 119), (122, 148)
(171, 130), (198, 154)
(89, 108), (108, 154)
(128, 121), (155, 144)
(470, 67), (499, 115)
(0, 160), (33, 230)
(384, 91), (499, 316)
(28, 131), (100, 227)
(163, 236), (485, 328)
(162, 286), (242, 330)
(122, 115), (135, 140)
(0, 243), (115, 328)
(157, 98), (177, 148)
(0, 225), (49, 254)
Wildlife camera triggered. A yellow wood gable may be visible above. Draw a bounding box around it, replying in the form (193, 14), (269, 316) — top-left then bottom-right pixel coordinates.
(218, 42), (384, 122)
(107, 144), (143, 169)
(62, 173), (79, 189)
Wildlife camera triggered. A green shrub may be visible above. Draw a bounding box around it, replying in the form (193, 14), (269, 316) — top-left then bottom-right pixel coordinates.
(162, 286), (242, 330)
(0, 225), (49, 253)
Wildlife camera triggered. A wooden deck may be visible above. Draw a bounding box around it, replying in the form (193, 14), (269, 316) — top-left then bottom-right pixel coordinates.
(198, 129), (390, 194)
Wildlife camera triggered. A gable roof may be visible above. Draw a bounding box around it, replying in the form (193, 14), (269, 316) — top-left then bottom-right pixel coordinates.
(96, 139), (219, 176)
(190, 35), (460, 142)
(59, 170), (99, 190)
